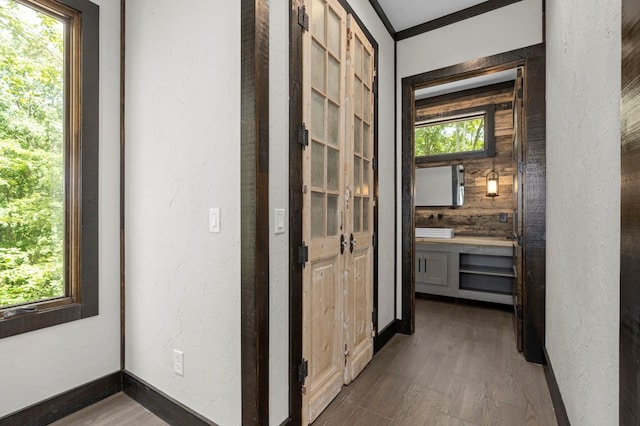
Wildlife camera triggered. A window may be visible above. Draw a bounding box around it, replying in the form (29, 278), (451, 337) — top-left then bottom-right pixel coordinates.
(0, 0), (98, 338)
(415, 105), (495, 163)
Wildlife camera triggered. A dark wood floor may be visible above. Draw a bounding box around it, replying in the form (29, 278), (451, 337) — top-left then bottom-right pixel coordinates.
(54, 298), (556, 425)
(312, 297), (557, 426)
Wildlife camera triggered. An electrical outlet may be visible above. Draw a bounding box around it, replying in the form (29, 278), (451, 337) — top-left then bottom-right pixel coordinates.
(173, 349), (184, 376)
(499, 212), (508, 223)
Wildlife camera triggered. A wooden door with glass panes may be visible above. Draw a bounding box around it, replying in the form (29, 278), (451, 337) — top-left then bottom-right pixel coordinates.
(343, 19), (374, 385)
(301, 0), (375, 423)
(302, 0), (347, 423)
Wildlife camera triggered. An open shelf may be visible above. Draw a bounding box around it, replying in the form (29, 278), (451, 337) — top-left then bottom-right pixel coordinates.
(459, 264), (516, 277)
(459, 252), (514, 296)
(459, 273), (512, 295)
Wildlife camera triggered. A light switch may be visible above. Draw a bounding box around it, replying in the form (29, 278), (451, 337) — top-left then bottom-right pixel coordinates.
(275, 208), (285, 234)
(209, 208), (220, 233)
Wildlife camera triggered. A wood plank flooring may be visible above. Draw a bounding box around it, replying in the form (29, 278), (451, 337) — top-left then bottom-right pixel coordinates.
(312, 297), (557, 426)
(53, 297), (556, 425)
(51, 393), (167, 425)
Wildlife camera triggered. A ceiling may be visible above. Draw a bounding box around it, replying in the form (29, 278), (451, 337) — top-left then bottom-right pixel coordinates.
(370, 1), (518, 98)
(376, 0), (488, 32)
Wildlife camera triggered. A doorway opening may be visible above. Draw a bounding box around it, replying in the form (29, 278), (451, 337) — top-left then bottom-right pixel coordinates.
(400, 45), (546, 364)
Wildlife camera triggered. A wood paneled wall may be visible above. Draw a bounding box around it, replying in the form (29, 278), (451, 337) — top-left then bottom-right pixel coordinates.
(414, 83), (515, 237)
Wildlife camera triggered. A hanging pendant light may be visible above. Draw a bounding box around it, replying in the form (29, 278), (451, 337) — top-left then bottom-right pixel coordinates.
(486, 169), (499, 197)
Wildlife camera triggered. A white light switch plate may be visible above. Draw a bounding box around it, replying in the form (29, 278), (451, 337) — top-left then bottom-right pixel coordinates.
(173, 349), (184, 376)
(275, 208), (285, 234)
(209, 208), (220, 233)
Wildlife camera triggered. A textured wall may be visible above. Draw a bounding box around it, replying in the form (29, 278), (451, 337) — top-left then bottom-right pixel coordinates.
(269, 1), (289, 423)
(0, 0), (121, 416)
(546, 0), (621, 424)
(125, 1), (241, 424)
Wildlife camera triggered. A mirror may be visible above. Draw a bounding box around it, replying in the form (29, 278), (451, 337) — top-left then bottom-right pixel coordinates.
(415, 165), (464, 207)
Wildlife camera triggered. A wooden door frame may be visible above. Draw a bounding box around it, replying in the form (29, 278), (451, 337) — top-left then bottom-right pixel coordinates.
(288, 0), (379, 423)
(241, 0), (270, 424)
(400, 44), (547, 364)
(620, 0), (640, 421)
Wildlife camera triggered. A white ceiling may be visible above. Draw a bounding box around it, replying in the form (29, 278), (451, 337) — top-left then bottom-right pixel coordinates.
(376, 0), (488, 32)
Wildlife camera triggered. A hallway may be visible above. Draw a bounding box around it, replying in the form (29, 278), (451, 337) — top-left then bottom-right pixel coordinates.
(312, 297), (557, 425)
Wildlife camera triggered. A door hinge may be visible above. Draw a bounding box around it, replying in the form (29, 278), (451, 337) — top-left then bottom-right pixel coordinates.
(298, 6), (309, 32)
(372, 157), (377, 171)
(297, 358), (308, 385)
(344, 344), (350, 366)
(298, 242), (309, 267)
(518, 160), (524, 174)
(517, 87), (523, 99)
(372, 232), (377, 247)
(517, 234), (524, 247)
(373, 76), (378, 96)
(516, 306), (524, 321)
(299, 123), (309, 149)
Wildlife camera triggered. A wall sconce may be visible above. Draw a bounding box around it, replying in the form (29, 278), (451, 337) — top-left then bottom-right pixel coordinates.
(486, 169), (499, 197)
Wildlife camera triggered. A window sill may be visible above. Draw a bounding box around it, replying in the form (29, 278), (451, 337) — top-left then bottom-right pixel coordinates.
(0, 302), (83, 339)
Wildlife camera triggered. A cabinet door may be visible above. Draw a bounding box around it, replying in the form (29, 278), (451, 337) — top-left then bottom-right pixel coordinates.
(415, 251), (425, 284)
(423, 252), (449, 287)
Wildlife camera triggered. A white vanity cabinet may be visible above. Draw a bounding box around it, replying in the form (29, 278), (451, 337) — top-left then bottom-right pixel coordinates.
(415, 237), (515, 305)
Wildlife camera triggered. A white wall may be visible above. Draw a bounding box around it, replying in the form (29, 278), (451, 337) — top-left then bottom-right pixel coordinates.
(0, 0), (121, 416)
(395, 0), (543, 317)
(546, 0), (620, 424)
(269, 0), (290, 423)
(124, 1), (241, 425)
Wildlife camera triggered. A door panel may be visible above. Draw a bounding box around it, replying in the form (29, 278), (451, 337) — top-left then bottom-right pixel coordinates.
(302, 1), (375, 422)
(305, 258), (344, 422)
(423, 252), (448, 287)
(344, 247), (372, 383)
(343, 20), (374, 385)
(302, 0), (347, 423)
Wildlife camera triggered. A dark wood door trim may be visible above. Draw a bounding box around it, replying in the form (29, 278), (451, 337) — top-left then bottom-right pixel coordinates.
(288, 1), (304, 424)
(620, 0), (640, 422)
(400, 44), (546, 363)
(120, 0), (126, 373)
(394, 0), (522, 41)
(241, 0), (270, 424)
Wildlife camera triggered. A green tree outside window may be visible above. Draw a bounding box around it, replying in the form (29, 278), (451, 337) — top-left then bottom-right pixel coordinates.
(415, 116), (485, 158)
(0, 0), (65, 307)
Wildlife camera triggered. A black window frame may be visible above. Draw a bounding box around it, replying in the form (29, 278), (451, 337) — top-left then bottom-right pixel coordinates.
(0, 0), (99, 338)
(414, 104), (495, 164)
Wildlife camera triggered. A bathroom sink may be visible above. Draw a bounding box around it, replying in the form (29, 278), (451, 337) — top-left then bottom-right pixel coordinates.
(415, 228), (455, 239)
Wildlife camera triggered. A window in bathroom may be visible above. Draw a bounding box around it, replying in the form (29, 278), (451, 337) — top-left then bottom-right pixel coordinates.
(415, 104), (495, 163)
